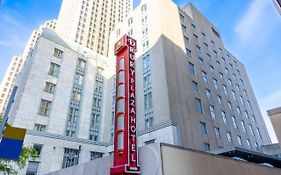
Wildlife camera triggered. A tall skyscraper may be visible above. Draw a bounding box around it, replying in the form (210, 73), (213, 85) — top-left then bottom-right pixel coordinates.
(55, 0), (133, 56)
(0, 20), (56, 115)
(0, 56), (24, 115)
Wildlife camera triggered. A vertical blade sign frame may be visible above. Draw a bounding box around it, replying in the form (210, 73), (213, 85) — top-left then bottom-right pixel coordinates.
(111, 35), (141, 175)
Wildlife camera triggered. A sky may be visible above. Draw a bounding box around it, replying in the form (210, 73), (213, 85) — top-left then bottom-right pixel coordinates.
(0, 0), (281, 142)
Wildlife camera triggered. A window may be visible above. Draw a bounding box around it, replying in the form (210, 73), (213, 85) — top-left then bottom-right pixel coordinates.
(202, 71), (207, 83)
(209, 105), (216, 119)
(256, 128), (262, 139)
(195, 98), (203, 114)
(141, 4), (147, 11)
(143, 74), (152, 89)
(236, 84), (240, 91)
(227, 101), (232, 109)
(200, 122), (207, 134)
(232, 116), (237, 129)
(199, 57), (204, 66)
(189, 62), (196, 76)
(217, 96), (222, 105)
(207, 54), (211, 60)
(249, 124), (254, 136)
(182, 25), (187, 33)
(203, 143), (210, 151)
(48, 63), (60, 77)
(33, 144), (43, 157)
(247, 101), (253, 111)
(232, 91), (236, 101)
(222, 111), (227, 124)
(210, 65), (214, 72)
(219, 72), (223, 79)
(223, 85), (228, 95)
(38, 99), (52, 116)
(74, 74), (84, 86)
(204, 42), (208, 49)
(186, 48), (192, 58)
(206, 89), (211, 100)
(180, 14), (185, 21)
(213, 50), (217, 56)
(228, 79), (232, 85)
(243, 90), (248, 96)
(62, 148), (79, 168)
(193, 34), (198, 41)
(143, 54), (151, 72)
(213, 78), (218, 89)
(192, 81), (199, 91)
(241, 121), (246, 132)
(196, 46), (201, 54)
(252, 115), (256, 122)
(237, 136), (242, 146)
(53, 48), (63, 59)
(90, 152), (103, 160)
(239, 96), (244, 106)
(202, 33), (206, 39)
(34, 124), (46, 132)
(244, 111), (249, 118)
(214, 127), (221, 138)
(144, 92), (152, 110)
(191, 24), (196, 30)
(145, 118), (153, 129)
(236, 107), (241, 114)
(212, 27), (220, 38)
(226, 132), (232, 142)
(246, 139), (251, 149)
(184, 36), (189, 45)
(44, 82), (56, 94)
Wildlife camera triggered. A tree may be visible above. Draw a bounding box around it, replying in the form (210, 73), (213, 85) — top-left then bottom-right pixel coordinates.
(0, 114), (38, 175)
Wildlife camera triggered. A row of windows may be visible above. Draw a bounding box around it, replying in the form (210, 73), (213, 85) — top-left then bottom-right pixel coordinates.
(200, 121), (260, 151)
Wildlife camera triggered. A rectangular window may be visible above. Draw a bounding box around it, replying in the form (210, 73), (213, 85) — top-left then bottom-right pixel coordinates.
(182, 24), (187, 33)
(227, 101), (232, 109)
(195, 98), (203, 114)
(143, 74), (152, 89)
(237, 136), (242, 146)
(186, 48), (192, 58)
(239, 96), (244, 106)
(249, 124), (254, 136)
(62, 148), (79, 169)
(236, 107), (241, 114)
(200, 122), (207, 134)
(144, 92), (153, 110)
(192, 81), (199, 91)
(232, 91), (236, 101)
(214, 127), (221, 138)
(48, 63), (60, 77)
(38, 99), (52, 116)
(206, 89), (211, 100)
(184, 36), (189, 45)
(226, 132), (232, 142)
(145, 118), (153, 129)
(53, 48), (63, 59)
(203, 143), (210, 151)
(90, 152), (103, 160)
(34, 124), (46, 132)
(247, 139), (251, 149)
(193, 34), (198, 41)
(210, 105), (216, 119)
(143, 54), (151, 72)
(222, 111), (227, 124)
(232, 116), (237, 129)
(256, 128), (262, 139)
(213, 78), (218, 89)
(196, 46), (201, 54)
(199, 57), (204, 66)
(202, 71), (207, 83)
(33, 144), (43, 157)
(217, 96), (222, 105)
(189, 62), (196, 76)
(245, 111), (249, 118)
(241, 121), (246, 132)
(44, 82), (56, 94)
(223, 85), (228, 96)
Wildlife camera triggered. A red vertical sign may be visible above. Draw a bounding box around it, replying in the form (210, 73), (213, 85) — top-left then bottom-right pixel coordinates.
(111, 35), (141, 175)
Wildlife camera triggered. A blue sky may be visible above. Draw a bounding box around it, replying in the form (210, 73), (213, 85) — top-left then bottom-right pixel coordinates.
(0, 0), (281, 142)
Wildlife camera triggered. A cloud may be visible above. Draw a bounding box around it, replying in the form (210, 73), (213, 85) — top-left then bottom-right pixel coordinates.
(234, 0), (280, 49)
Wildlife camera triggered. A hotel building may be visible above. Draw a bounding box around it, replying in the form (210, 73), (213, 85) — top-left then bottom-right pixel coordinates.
(6, 0), (273, 174)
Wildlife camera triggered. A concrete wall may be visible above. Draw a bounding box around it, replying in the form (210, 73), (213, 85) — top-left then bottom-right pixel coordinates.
(268, 107), (281, 144)
(46, 143), (281, 175)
